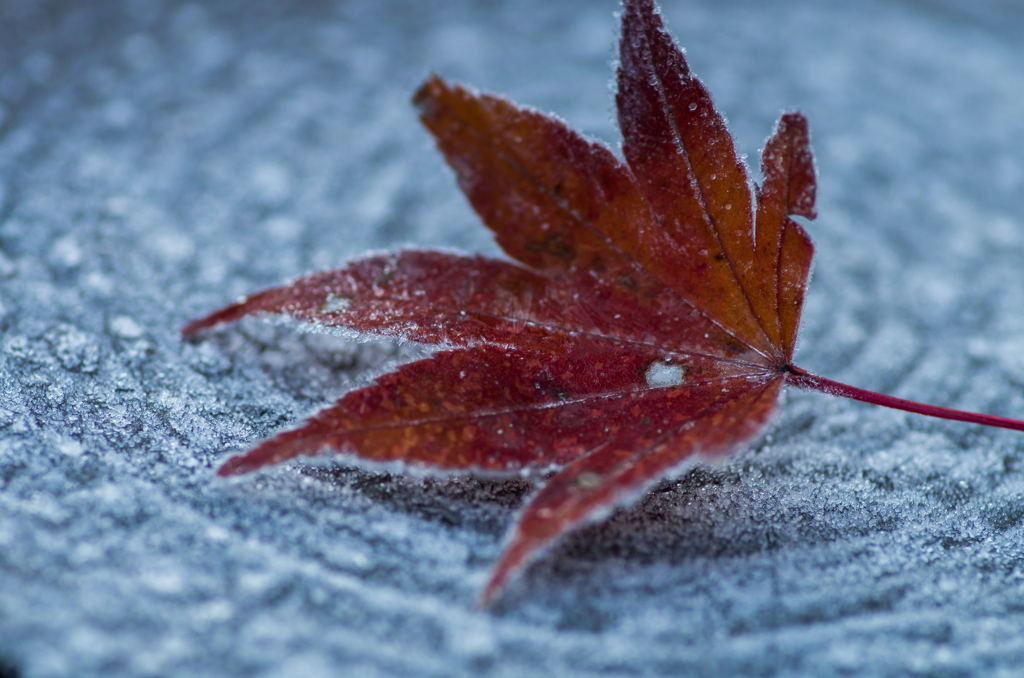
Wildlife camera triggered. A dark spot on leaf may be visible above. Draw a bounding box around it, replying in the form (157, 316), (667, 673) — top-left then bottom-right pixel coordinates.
(618, 274), (638, 291)
(525, 236), (575, 262)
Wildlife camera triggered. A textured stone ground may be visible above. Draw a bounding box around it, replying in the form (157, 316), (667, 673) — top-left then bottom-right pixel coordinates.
(3, 0), (1024, 676)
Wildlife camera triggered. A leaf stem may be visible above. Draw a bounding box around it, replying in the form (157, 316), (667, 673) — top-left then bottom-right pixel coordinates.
(785, 365), (1024, 433)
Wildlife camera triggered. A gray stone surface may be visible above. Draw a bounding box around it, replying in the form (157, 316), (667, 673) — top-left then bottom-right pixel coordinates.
(3, 0), (1024, 675)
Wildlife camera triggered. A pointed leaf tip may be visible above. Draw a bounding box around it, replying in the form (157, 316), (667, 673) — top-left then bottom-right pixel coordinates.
(412, 74), (443, 119)
(771, 112), (816, 220)
(216, 457), (247, 477)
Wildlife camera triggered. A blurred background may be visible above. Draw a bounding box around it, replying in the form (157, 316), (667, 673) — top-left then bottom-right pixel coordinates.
(2, 1), (1024, 676)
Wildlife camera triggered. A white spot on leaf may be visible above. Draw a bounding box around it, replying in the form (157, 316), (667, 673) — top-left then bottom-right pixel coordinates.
(645, 362), (684, 388)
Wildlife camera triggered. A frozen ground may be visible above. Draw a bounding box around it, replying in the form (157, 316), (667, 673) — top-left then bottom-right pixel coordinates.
(2, 0), (1024, 675)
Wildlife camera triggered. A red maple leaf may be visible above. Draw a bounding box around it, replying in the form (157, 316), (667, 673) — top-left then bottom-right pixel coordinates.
(183, 0), (1024, 606)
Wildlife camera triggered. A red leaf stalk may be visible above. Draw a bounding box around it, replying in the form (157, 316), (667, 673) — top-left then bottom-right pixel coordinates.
(785, 365), (1024, 433)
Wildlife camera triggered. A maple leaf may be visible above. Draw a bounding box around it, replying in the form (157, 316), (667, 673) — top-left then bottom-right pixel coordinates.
(182, 0), (1024, 606)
